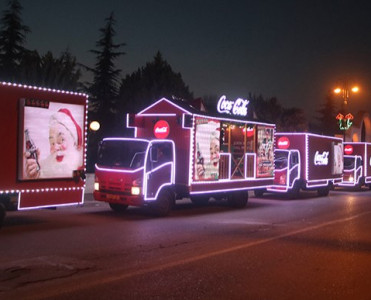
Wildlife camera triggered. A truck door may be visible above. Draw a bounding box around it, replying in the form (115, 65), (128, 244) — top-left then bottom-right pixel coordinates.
(144, 141), (175, 200)
(288, 150), (300, 187)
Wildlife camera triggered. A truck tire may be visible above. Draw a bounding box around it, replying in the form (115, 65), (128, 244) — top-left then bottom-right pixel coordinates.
(109, 203), (128, 212)
(288, 182), (300, 199)
(190, 195), (209, 206)
(317, 186), (330, 197)
(227, 191), (248, 208)
(150, 189), (174, 217)
(254, 189), (265, 197)
(0, 203), (5, 229)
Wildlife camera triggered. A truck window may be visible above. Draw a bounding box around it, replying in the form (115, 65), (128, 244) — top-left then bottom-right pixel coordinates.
(97, 140), (148, 169)
(344, 157), (355, 170)
(147, 142), (173, 170)
(275, 151), (288, 169)
(290, 152), (299, 168)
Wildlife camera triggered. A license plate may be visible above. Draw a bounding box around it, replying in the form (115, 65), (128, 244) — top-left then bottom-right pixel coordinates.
(107, 194), (120, 200)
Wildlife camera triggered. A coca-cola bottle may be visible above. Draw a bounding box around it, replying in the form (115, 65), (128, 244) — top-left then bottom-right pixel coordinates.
(196, 142), (205, 177)
(25, 129), (40, 171)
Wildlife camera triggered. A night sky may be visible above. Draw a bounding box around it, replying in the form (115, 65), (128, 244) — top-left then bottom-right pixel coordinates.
(3, 0), (371, 119)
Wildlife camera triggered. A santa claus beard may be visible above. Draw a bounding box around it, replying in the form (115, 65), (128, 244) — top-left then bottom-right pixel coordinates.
(40, 148), (82, 178)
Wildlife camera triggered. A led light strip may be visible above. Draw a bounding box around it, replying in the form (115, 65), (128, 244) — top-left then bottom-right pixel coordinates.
(1, 81), (88, 96)
(244, 153), (256, 179)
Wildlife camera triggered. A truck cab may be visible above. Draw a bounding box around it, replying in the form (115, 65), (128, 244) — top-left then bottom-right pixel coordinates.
(272, 149), (300, 192)
(339, 142), (371, 190)
(94, 138), (175, 215)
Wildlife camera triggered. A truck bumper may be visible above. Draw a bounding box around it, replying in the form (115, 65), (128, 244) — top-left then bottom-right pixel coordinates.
(93, 191), (144, 207)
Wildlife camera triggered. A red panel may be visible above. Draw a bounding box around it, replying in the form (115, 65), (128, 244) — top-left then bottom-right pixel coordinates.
(19, 189), (83, 209)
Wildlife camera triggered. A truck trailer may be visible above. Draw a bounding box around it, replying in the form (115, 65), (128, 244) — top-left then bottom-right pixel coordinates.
(255, 133), (343, 198)
(0, 82), (87, 227)
(94, 97), (276, 216)
(338, 142), (371, 190)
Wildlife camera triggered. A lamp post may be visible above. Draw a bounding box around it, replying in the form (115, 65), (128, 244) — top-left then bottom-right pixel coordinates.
(334, 82), (359, 108)
(333, 81), (359, 140)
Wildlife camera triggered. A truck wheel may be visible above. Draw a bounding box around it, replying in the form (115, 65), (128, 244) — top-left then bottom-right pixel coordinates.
(0, 203), (6, 229)
(109, 203), (128, 212)
(317, 186), (330, 197)
(190, 195), (209, 206)
(254, 189), (265, 197)
(151, 189), (174, 217)
(288, 183), (300, 199)
(227, 191), (248, 208)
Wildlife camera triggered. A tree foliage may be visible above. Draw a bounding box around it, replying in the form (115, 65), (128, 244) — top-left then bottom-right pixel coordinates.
(0, 0), (30, 81)
(86, 12), (125, 132)
(314, 93), (340, 136)
(18, 49), (82, 90)
(118, 51), (193, 114)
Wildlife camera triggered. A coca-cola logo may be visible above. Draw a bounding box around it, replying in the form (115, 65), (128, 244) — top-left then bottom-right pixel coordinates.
(154, 120), (170, 139)
(277, 137), (290, 149)
(344, 145), (353, 155)
(314, 151), (329, 166)
(217, 95), (249, 117)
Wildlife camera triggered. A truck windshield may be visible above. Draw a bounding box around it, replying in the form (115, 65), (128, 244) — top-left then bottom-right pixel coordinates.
(344, 157), (355, 170)
(97, 140), (148, 169)
(275, 151), (288, 169)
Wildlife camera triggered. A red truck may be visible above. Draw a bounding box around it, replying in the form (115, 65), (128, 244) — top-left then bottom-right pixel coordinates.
(255, 133), (343, 198)
(338, 142), (371, 189)
(0, 82), (87, 227)
(94, 97), (276, 216)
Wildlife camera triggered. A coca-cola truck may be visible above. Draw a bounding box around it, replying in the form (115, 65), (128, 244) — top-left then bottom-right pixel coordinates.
(0, 82), (87, 227)
(338, 142), (371, 189)
(255, 133), (343, 198)
(94, 97), (276, 216)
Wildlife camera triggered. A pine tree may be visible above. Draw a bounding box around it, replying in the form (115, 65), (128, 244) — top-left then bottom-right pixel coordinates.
(315, 93), (340, 136)
(0, 0), (30, 81)
(87, 12), (125, 134)
(118, 51), (193, 114)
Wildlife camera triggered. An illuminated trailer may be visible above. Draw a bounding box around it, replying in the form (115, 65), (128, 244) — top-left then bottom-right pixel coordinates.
(94, 97), (275, 216)
(0, 83), (88, 227)
(255, 133), (343, 198)
(339, 142), (371, 189)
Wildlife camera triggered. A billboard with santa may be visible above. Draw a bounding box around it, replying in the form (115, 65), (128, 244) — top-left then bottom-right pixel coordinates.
(19, 99), (85, 180)
(194, 117), (221, 181)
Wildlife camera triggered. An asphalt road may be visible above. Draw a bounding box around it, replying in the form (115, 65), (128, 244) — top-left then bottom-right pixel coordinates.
(1, 189), (371, 300)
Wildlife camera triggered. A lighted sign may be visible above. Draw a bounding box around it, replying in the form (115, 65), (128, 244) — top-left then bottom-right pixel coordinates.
(20, 100), (85, 180)
(344, 145), (353, 155)
(314, 151), (329, 166)
(336, 113), (354, 130)
(217, 95), (249, 117)
(277, 137), (290, 149)
(153, 120), (170, 139)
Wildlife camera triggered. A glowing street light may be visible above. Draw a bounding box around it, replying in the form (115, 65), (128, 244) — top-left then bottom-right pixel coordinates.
(333, 82), (359, 106)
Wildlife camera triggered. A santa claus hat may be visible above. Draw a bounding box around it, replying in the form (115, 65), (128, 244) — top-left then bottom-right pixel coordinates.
(50, 108), (82, 149)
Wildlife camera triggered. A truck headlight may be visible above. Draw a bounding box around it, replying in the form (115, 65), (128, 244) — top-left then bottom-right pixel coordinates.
(131, 186), (141, 195)
(94, 182), (99, 191)
(349, 175), (354, 183)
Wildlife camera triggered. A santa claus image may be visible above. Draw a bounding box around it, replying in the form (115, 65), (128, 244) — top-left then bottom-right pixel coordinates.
(25, 108), (83, 179)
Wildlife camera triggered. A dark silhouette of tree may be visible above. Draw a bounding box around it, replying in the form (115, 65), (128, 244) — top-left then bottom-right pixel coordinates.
(314, 92), (340, 136)
(85, 12), (125, 135)
(118, 51), (193, 114)
(18, 49), (82, 90)
(279, 107), (308, 132)
(0, 0), (30, 82)
(84, 12), (125, 171)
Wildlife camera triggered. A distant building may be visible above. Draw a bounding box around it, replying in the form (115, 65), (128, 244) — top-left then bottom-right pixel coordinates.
(345, 111), (371, 142)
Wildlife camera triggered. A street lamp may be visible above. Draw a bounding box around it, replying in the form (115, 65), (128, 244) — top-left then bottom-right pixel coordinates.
(333, 82), (359, 107)
(333, 81), (360, 136)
